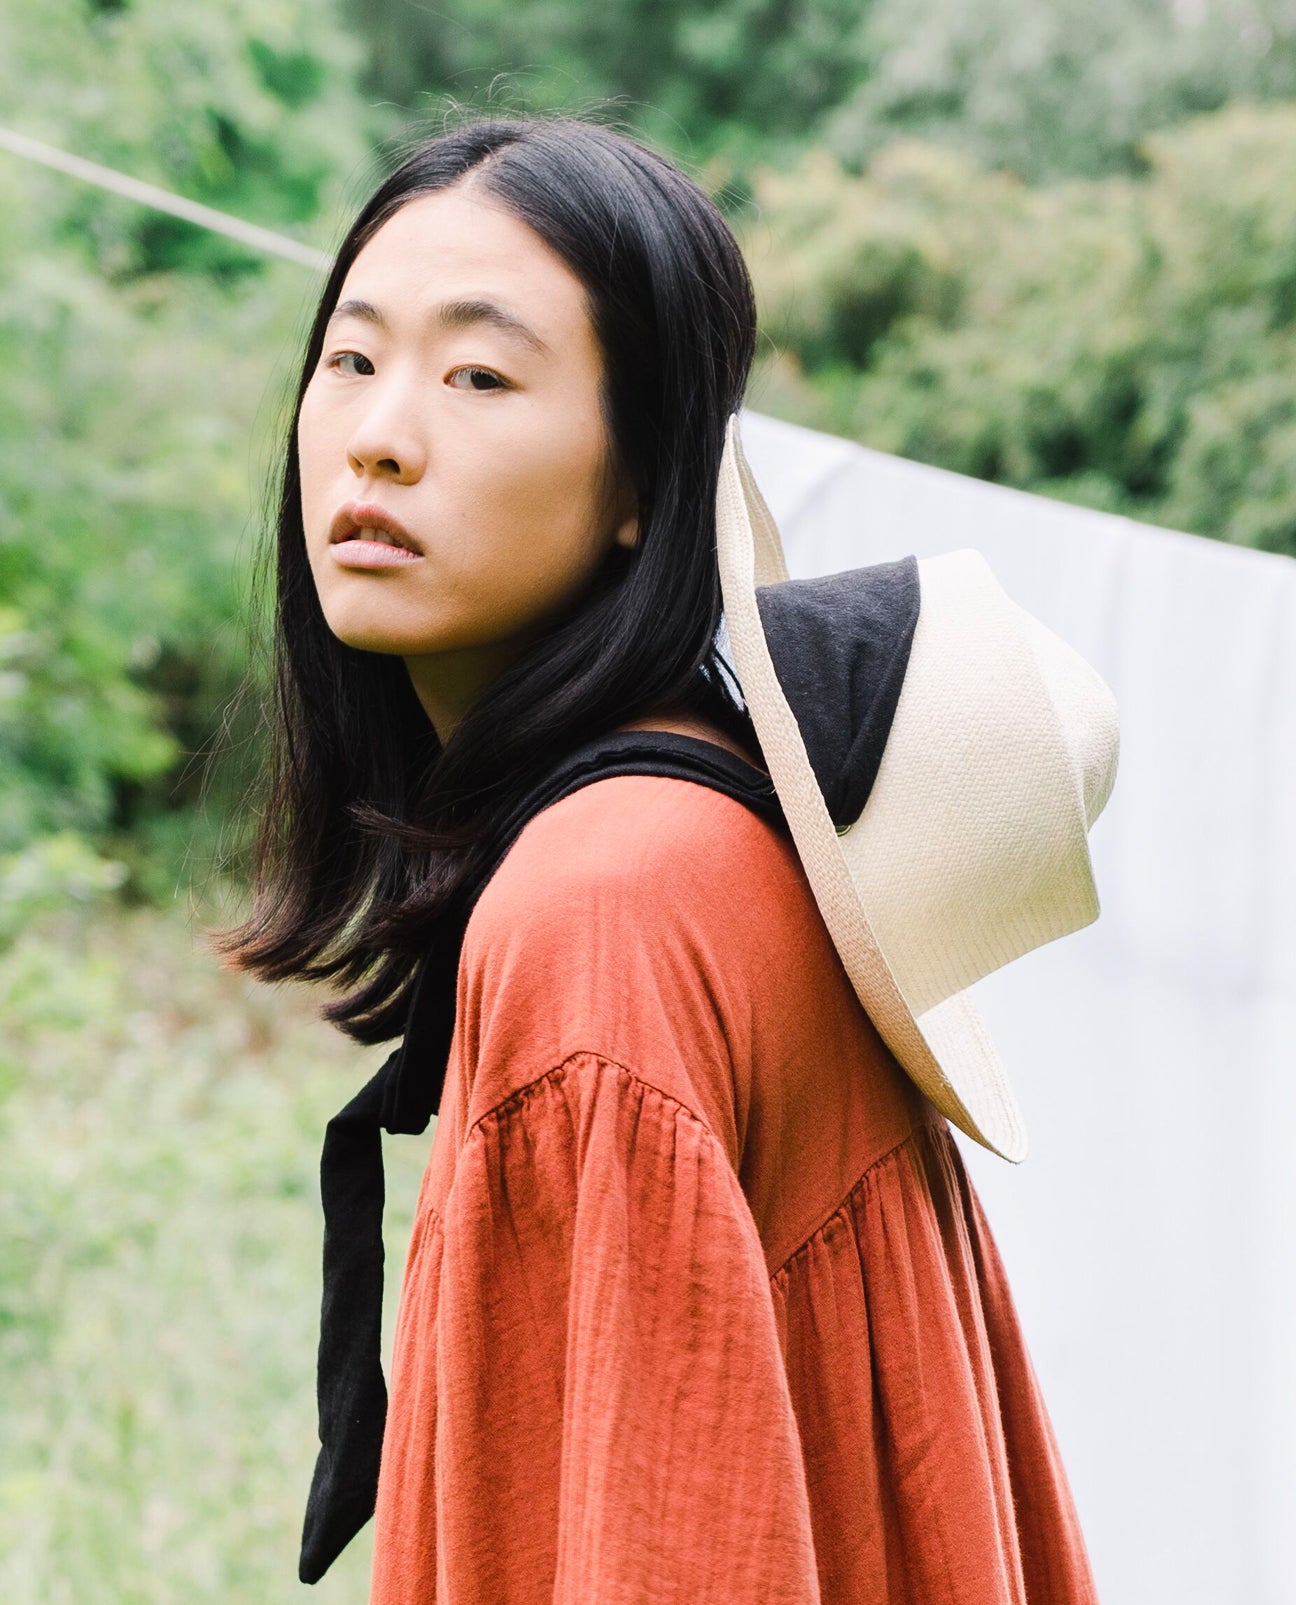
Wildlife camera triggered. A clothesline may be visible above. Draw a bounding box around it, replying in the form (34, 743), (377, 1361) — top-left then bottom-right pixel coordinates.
(0, 122), (331, 271)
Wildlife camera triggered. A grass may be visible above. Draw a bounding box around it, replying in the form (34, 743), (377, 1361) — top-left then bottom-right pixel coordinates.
(0, 887), (434, 1603)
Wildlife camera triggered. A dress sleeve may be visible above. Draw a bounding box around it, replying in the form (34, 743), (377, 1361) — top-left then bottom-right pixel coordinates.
(432, 1049), (822, 1605)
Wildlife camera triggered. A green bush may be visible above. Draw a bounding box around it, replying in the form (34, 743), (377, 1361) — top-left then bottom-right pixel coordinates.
(0, 0), (375, 899)
(743, 103), (1296, 557)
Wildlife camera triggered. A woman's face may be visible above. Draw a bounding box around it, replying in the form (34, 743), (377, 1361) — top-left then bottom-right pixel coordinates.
(297, 182), (637, 727)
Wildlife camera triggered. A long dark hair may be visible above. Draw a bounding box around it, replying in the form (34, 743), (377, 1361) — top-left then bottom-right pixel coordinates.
(208, 110), (762, 1043)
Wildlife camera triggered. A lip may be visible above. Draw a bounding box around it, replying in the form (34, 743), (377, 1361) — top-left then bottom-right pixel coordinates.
(328, 500), (423, 556)
(330, 538), (422, 569)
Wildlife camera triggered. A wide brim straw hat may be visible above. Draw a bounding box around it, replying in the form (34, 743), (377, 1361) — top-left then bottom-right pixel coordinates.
(714, 412), (1121, 1163)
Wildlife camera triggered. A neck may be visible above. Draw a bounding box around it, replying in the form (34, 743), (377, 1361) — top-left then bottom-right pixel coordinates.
(403, 640), (528, 744)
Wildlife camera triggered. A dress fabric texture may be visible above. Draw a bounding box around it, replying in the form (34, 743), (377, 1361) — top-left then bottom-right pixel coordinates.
(369, 773), (1099, 1604)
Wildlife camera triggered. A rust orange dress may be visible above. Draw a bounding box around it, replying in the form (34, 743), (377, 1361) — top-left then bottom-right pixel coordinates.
(369, 773), (1100, 1603)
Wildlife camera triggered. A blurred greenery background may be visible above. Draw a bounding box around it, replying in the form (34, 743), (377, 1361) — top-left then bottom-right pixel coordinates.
(3, 0), (1296, 1596)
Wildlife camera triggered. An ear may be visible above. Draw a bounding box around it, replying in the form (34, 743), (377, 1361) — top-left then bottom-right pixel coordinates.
(607, 459), (639, 549)
(613, 507), (639, 550)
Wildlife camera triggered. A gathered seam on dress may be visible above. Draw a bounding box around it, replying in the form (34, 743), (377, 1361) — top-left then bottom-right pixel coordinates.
(461, 1048), (719, 1155)
(770, 1117), (952, 1286)
(448, 1052), (955, 1303)
(404, 1056), (717, 1246)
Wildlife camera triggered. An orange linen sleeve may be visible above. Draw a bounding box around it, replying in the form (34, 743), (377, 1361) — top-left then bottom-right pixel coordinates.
(443, 1052), (821, 1603)
(382, 1050), (823, 1605)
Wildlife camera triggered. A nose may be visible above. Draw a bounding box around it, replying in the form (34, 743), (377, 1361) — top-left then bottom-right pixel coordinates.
(345, 371), (426, 483)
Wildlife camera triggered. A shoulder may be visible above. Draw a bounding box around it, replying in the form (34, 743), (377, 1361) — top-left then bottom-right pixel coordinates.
(451, 774), (813, 1154)
(477, 772), (797, 933)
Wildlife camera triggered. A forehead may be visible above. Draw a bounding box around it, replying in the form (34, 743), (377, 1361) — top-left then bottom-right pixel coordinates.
(337, 186), (594, 348)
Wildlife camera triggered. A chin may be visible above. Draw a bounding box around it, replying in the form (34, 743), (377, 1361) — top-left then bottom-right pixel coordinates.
(319, 604), (477, 659)
(334, 630), (415, 657)
(318, 602), (422, 657)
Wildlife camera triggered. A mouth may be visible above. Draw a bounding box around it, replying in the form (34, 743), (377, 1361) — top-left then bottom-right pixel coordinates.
(328, 500), (423, 554)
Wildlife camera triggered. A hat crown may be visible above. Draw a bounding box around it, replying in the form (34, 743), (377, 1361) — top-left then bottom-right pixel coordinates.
(1011, 604), (1120, 829)
(837, 547), (1117, 1019)
(752, 558), (1121, 854)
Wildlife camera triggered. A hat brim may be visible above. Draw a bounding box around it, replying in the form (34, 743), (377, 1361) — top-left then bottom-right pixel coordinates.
(715, 413), (1029, 1164)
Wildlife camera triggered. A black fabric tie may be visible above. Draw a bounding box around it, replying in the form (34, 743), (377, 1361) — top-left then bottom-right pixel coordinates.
(298, 930), (458, 1583)
(297, 732), (784, 1584)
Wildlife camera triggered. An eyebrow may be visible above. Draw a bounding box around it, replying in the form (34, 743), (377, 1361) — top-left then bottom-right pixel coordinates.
(324, 294), (552, 357)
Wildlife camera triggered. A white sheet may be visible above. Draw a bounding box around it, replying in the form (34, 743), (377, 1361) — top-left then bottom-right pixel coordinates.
(737, 405), (1296, 1605)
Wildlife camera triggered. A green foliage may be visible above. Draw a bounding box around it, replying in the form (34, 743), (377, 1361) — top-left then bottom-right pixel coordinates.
(0, 894), (432, 1601)
(348, 0), (1296, 186)
(13, 0), (374, 276)
(742, 103), (1296, 556)
(826, 0), (1296, 183)
(0, 831), (126, 948)
(338, 0), (874, 174)
(0, 0), (376, 900)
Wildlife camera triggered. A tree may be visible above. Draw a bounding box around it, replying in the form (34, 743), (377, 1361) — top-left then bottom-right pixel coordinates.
(743, 102), (1296, 557)
(0, 0), (374, 897)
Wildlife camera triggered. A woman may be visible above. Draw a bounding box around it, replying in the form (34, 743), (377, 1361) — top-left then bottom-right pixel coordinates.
(213, 113), (1101, 1602)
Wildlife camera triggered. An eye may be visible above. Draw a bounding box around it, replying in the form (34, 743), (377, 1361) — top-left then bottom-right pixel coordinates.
(448, 365), (508, 392)
(324, 350), (374, 377)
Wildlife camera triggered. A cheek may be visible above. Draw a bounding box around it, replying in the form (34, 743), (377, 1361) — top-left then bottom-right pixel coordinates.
(458, 437), (612, 618)
(296, 391), (334, 498)
(448, 519), (606, 645)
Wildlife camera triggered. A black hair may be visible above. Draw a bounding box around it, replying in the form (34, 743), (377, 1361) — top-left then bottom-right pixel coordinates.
(208, 110), (762, 1043)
